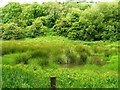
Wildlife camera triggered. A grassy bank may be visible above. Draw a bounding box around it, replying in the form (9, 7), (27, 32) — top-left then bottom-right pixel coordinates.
(1, 36), (119, 88)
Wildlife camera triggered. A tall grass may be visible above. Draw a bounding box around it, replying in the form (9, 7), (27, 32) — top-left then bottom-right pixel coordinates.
(1, 36), (119, 88)
(1, 36), (119, 67)
(2, 64), (118, 88)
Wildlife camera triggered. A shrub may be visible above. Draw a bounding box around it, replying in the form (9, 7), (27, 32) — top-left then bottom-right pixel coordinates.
(25, 18), (46, 38)
(66, 8), (81, 22)
(2, 2), (22, 23)
(2, 23), (24, 40)
(97, 2), (119, 41)
(19, 5), (34, 26)
(53, 18), (71, 37)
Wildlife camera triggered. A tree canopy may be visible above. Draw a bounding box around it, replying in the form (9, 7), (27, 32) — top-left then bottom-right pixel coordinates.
(1, 2), (119, 41)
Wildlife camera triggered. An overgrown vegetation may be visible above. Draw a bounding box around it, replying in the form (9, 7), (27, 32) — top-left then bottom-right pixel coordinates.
(1, 2), (119, 41)
(1, 36), (119, 88)
(2, 64), (118, 88)
(1, 1), (119, 88)
(1, 36), (119, 67)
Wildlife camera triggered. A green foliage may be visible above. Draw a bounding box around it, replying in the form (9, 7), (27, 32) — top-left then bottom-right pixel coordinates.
(77, 3), (91, 10)
(53, 2), (119, 41)
(20, 5), (34, 26)
(97, 2), (119, 40)
(2, 64), (118, 88)
(2, 2), (22, 23)
(10, 17), (27, 28)
(1, 2), (119, 41)
(32, 2), (46, 18)
(2, 23), (24, 40)
(2, 53), (19, 65)
(25, 17), (46, 38)
(1, 37), (119, 67)
(53, 18), (71, 37)
(1, 37), (118, 88)
(66, 8), (81, 22)
(46, 12), (59, 28)
(15, 52), (31, 64)
(66, 6), (103, 40)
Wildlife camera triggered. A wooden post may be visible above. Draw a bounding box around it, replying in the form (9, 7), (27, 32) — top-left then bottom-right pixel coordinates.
(50, 76), (56, 90)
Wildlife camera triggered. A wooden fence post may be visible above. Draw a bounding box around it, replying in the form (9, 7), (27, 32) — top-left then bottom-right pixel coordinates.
(50, 76), (56, 90)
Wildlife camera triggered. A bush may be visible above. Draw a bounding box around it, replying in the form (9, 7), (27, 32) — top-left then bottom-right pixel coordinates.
(25, 17), (46, 38)
(2, 2), (22, 23)
(97, 2), (119, 41)
(2, 23), (24, 40)
(53, 18), (71, 37)
(66, 8), (81, 22)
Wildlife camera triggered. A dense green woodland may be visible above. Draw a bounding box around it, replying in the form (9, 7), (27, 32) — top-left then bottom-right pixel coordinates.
(0, 2), (119, 41)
